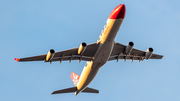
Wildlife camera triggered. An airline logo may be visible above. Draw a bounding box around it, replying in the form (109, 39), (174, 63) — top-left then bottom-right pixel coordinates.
(70, 72), (80, 86)
(97, 22), (109, 42)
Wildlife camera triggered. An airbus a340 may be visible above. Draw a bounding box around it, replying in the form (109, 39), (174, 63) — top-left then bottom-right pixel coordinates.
(15, 4), (163, 95)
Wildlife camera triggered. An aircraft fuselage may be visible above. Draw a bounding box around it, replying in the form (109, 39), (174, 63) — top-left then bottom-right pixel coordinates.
(76, 4), (125, 95)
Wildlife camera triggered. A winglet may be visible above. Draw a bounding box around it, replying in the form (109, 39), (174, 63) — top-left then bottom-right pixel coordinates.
(14, 58), (20, 62)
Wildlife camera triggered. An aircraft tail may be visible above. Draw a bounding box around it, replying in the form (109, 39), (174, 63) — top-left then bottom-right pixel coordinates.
(70, 72), (80, 86)
(51, 87), (99, 95)
(51, 72), (99, 95)
(70, 72), (99, 94)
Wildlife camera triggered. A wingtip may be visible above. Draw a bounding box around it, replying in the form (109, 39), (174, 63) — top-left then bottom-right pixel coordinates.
(14, 58), (20, 62)
(51, 91), (56, 95)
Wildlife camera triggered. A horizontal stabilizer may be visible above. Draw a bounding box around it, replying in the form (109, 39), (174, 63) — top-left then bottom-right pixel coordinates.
(82, 87), (99, 93)
(51, 87), (77, 94)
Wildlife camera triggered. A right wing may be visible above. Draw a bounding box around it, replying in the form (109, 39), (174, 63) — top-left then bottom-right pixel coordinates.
(15, 43), (99, 62)
(109, 42), (163, 61)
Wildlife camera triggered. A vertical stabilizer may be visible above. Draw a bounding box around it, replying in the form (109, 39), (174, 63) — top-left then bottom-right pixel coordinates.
(70, 72), (80, 86)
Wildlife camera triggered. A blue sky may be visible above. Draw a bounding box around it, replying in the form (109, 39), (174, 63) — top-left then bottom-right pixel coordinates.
(0, 0), (180, 101)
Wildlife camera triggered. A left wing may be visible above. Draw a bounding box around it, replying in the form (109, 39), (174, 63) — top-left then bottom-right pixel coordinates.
(109, 42), (163, 61)
(15, 43), (99, 63)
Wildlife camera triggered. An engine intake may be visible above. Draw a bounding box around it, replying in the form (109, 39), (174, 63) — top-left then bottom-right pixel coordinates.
(46, 49), (55, 61)
(125, 41), (134, 54)
(145, 47), (153, 59)
(78, 42), (87, 55)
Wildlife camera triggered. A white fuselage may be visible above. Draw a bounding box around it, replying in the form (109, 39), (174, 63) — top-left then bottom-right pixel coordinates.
(75, 18), (124, 94)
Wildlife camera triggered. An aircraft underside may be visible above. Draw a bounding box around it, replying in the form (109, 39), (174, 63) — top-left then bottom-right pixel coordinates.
(15, 4), (163, 95)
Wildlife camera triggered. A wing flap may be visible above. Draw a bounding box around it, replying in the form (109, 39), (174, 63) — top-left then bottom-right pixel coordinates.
(51, 56), (92, 62)
(109, 55), (145, 61)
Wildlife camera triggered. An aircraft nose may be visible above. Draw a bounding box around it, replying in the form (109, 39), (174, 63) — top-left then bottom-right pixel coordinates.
(109, 4), (126, 19)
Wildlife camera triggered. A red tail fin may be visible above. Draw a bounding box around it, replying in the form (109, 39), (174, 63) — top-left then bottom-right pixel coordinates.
(70, 72), (80, 86)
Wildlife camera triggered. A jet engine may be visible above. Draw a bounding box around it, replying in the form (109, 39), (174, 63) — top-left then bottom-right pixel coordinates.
(145, 48), (153, 59)
(78, 42), (87, 55)
(45, 49), (55, 61)
(125, 41), (134, 54)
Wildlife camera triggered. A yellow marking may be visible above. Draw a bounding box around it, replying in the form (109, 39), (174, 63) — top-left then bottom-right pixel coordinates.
(78, 44), (83, 54)
(46, 51), (51, 61)
(100, 19), (116, 44)
(77, 61), (93, 90)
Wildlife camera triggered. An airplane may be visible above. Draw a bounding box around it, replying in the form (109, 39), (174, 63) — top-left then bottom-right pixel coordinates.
(14, 4), (163, 95)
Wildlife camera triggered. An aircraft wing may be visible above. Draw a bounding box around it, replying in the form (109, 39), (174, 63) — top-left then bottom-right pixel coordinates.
(15, 43), (99, 62)
(108, 42), (163, 61)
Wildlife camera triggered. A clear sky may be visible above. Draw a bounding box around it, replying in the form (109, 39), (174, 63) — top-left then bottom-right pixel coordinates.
(0, 0), (180, 101)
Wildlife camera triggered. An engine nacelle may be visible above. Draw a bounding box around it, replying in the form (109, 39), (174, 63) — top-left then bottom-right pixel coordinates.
(46, 49), (55, 61)
(78, 42), (87, 55)
(125, 41), (134, 54)
(145, 48), (153, 59)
